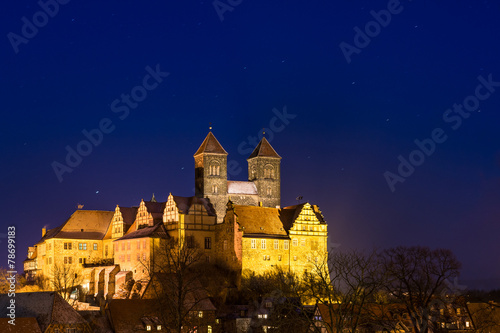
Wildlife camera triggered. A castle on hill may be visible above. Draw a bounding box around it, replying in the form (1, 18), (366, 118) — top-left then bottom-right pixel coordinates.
(24, 132), (329, 298)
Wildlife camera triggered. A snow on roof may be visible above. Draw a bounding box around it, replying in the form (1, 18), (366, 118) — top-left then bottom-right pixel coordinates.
(227, 181), (258, 195)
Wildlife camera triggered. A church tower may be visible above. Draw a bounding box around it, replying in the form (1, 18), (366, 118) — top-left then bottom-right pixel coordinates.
(194, 132), (228, 223)
(247, 137), (281, 208)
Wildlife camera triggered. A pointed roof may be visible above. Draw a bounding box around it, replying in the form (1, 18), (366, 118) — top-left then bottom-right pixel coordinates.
(194, 132), (228, 156)
(151, 193), (157, 202)
(248, 137), (281, 159)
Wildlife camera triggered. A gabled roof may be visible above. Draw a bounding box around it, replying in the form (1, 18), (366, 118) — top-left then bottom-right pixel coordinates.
(280, 203), (326, 231)
(116, 222), (169, 241)
(0, 292), (89, 332)
(227, 181), (258, 195)
(233, 205), (287, 237)
(172, 196), (216, 216)
(120, 207), (139, 225)
(37, 210), (114, 243)
(194, 132), (228, 156)
(247, 137), (281, 159)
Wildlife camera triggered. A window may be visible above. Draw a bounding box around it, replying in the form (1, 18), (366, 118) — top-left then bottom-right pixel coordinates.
(274, 240), (279, 249)
(137, 253), (141, 261)
(267, 187), (272, 196)
(93, 243), (98, 251)
(127, 241), (131, 250)
(115, 243), (119, 252)
(263, 255), (267, 260)
(146, 325), (151, 331)
(66, 329), (76, 333)
(127, 254), (131, 262)
(78, 243), (87, 250)
(284, 240), (289, 250)
(223, 240), (228, 250)
(208, 325), (212, 333)
(278, 255), (282, 261)
(293, 256), (297, 261)
(48, 257), (52, 264)
(212, 185), (218, 194)
(205, 237), (212, 249)
(251, 239), (256, 249)
(301, 239), (306, 246)
(143, 239), (147, 249)
(292, 239), (298, 246)
(137, 240), (141, 249)
(198, 311), (203, 318)
(121, 243), (125, 250)
(48, 243), (51, 250)
(466, 321), (470, 328)
(456, 308), (461, 315)
(64, 242), (72, 250)
(157, 325), (162, 331)
(266, 255), (270, 260)
(142, 253), (146, 260)
(79, 258), (84, 264)
(209, 164), (220, 176)
(105, 245), (108, 257)
(64, 256), (73, 264)
(261, 239), (266, 249)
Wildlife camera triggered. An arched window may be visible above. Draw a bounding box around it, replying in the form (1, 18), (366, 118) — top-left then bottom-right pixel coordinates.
(266, 187), (272, 196)
(212, 185), (218, 194)
(264, 165), (274, 179)
(209, 162), (220, 176)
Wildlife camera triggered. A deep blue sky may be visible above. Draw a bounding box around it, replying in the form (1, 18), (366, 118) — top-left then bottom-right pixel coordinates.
(1, 0), (500, 287)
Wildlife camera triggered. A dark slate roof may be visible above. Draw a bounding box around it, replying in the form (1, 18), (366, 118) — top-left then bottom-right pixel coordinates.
(120, 206), (139, 225)
(193, 132), (228, 156)
(0, 317), (42, 333)
(0, 292), (89, 332)
(144, 200), (166, 214)
(233, 205), (287, 237)
(37, 210), (114, 243)
(115, 222), (169, 241)
(227, 181), (258, 195)
(247, 137), (281, 159)
(107, 299), (162, 333)
(172, 196), (216, 216)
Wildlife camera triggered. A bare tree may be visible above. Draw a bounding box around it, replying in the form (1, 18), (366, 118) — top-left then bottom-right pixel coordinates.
(380, 246), (461, 333)
(142, 237), (211, 333)
(304, 248), (384, 333)
(51, 263), (84, 304)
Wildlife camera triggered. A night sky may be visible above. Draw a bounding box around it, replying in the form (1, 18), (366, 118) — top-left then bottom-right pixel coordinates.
(1, 0), (500, 288)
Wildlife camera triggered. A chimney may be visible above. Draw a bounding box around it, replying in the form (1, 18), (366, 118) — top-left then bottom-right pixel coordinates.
(42, 227), (46, 237)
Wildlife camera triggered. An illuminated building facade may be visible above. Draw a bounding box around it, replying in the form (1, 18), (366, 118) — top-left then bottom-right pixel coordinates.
(24, 132), (328, 297)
